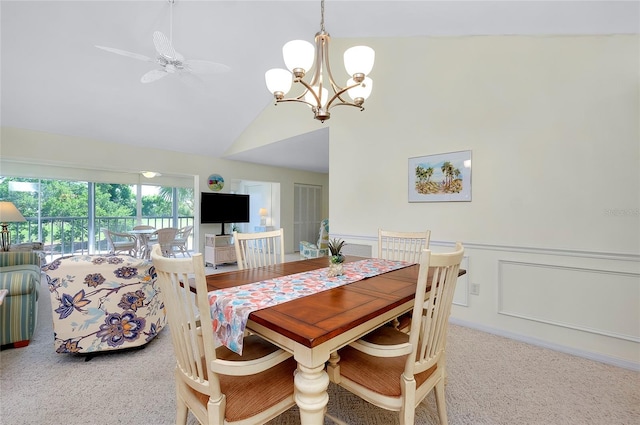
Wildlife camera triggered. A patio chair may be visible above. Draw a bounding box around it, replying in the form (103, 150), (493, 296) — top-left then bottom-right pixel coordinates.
(170, 225), (193, 257)
(146, 228), (178, 258)
(102, 228), (137, 257)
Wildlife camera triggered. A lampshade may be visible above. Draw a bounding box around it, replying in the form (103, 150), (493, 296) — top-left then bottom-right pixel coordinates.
(283, 40), (315, 73)
(347, 77), (373, 101)
(343, 45), (375, 77)
(259, 208), (268, 217)
(265, 68), (293, 96)
(0, 201), (26, 223)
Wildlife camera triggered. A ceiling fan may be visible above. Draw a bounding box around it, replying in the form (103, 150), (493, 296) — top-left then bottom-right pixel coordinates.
(95, 0), (230, 84)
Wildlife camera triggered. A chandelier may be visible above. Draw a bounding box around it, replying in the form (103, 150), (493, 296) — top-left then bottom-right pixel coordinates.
(265, 0), (375, 122)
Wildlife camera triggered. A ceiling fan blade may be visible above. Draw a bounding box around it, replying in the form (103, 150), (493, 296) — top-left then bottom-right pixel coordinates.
(184, 60), (231, 74)
(95, 45), (153, 62)
(140, 69), (168, 84)
(153, 31), (176, 60)
(177, 72), (206, 89)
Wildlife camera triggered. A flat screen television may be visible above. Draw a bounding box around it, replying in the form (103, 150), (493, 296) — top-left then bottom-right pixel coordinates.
(201, 192), (250, 234)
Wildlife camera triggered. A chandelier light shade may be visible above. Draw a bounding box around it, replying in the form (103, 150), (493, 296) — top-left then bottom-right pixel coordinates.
(0, 201), (27, 252)
(265, 0), (375, 122)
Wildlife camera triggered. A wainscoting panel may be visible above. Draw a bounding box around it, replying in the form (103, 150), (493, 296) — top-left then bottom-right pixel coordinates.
(498, 261), (640, 342)
(342, 243), (372, 258)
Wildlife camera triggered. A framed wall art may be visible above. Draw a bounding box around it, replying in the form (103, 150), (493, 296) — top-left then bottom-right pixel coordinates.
(208, 174), (224, 191)
(408, 150), (472, 202)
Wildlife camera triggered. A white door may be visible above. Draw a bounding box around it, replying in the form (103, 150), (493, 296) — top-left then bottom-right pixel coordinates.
(294, 184), (323, 252)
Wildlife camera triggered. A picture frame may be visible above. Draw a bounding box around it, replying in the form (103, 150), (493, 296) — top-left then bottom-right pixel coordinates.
(408, 150), (472, 202)
(208, 174), (224, 191)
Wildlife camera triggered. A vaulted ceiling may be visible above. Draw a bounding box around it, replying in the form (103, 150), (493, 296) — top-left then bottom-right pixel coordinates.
(1, 1), (636, 173)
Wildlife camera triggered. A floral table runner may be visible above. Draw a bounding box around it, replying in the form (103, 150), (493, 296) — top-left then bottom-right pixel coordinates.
(207, 258), (412, 354)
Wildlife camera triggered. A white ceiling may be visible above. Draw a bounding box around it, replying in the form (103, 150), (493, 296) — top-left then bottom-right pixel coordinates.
(1, 1), (637, 174)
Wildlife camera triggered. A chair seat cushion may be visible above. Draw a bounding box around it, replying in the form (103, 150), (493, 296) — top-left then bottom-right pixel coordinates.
(218, 356), (297, 422)
(339, 327), (437, 398)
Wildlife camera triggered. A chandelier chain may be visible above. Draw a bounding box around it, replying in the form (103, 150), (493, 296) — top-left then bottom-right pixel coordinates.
(320, 0), (325, 32)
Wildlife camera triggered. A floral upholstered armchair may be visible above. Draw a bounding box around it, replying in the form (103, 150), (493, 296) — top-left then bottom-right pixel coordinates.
(299, 219), (330, 259)
(42, 255), (165, 355)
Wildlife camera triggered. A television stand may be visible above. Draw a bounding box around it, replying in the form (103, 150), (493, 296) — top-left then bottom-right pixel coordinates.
(204, 234), (236, 268)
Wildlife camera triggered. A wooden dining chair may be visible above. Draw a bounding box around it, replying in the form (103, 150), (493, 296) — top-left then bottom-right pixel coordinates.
(378, 229), (431, 330)
(146, 228), (178, 258)
(327, 243), (464, 425)
(378, 229), (431, 263)
(233, 228), (285, 270)
(150, 245), (297, 425)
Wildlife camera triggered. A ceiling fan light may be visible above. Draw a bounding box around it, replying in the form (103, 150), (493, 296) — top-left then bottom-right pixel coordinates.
(344, 45), (375, 77)
(141, 171), (161, 178)
(283, 40), (315, 74)
(265, 68), (293, 97)
(347, 77), (373, 101)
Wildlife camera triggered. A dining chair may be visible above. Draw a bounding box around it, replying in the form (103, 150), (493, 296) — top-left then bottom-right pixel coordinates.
(101, 228), (137, 256)
(170, 225), (193, 257)
(378, 229), (431, 263)
(379, 229), (431, 330)
(327, 243), (465, 425)
(150, 245), (297, 425)
(133, 225), (155, 231)
(146, 228), (178, 258)
(233, 228), (285, 270)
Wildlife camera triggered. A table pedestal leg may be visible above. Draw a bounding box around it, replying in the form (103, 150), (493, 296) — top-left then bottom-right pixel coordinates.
(294, 363), (329, 425)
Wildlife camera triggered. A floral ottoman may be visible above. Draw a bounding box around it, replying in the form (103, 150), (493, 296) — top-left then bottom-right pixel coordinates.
(42, 255), (165, 355)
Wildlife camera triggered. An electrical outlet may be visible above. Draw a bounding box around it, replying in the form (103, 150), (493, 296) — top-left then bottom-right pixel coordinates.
(470, 283), (480, 295)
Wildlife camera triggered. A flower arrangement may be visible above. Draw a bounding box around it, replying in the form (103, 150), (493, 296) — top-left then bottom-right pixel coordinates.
(328, 238), (345, 264)
(327, 238), (345, 277)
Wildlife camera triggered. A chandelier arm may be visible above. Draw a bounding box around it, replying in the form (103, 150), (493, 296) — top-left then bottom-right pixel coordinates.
(330, 101), (365, 111)
(325, 81), (363, 110)
(296, 77), (322, 107)
(276, 98), (317, 109)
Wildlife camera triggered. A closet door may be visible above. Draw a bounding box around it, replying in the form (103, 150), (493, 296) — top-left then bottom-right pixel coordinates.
(294, 184), (322, 252)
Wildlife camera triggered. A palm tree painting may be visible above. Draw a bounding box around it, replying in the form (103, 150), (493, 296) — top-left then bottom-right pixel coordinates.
(409, 150), (472, 202)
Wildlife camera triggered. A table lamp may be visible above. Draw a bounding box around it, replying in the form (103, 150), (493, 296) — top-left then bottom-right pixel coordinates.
(0, 201), (26, 252)
(259, 208), (268, 226)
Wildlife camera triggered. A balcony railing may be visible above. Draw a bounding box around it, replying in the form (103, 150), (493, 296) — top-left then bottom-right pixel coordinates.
(10, 216), (194, 262)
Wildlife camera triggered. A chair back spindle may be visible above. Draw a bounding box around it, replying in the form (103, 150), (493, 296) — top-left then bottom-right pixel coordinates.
(234, 229), (285, 270)
(378, 229), (431, 263)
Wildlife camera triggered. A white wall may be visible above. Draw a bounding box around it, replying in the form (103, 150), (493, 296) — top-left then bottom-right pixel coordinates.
(238, 34), (640, 368)
(329, 34), (639, 368)
(0, 127), (329, 254)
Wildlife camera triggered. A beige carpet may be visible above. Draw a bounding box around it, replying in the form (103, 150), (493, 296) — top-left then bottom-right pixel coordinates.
(1, 266), (638, 425)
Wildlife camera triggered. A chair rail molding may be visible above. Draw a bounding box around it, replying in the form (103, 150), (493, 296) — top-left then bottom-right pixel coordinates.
(333, 234), (640, 263)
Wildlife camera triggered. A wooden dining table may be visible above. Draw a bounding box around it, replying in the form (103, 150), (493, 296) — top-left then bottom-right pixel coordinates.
(205, 255), (465, 424)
